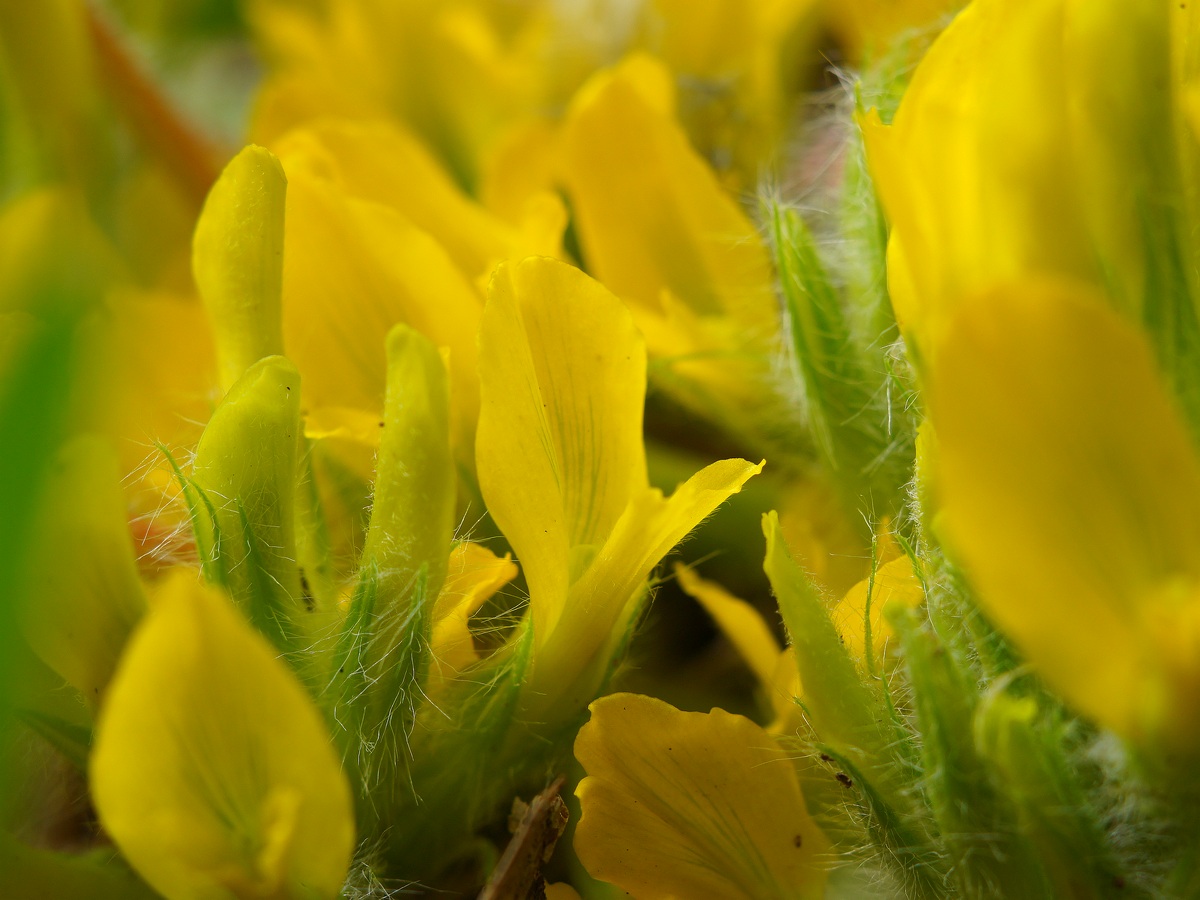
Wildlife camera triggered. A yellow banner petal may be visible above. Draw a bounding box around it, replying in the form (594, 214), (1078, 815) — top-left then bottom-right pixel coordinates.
(273, 120), (513, 279)
(192, 145), (287, 391)
(530, 458), (763, 712)
(862, 0), (1096, 352)
(561, 54), (776, 335)
(575, 693), (829, 899)
(675, 562), (781, 690)
(477, 257), (649, 640)
(278, 167), (482, 453)
(91, 572), (355, 900)
(928, 279), (1200, 748)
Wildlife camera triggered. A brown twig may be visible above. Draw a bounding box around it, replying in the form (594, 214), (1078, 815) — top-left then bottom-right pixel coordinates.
(479, 776), (570, 900)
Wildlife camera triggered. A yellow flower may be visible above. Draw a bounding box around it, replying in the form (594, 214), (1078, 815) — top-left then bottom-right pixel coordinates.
(562, 55), (775, 337)
(248, 0), (549, 185)
(559, 54), (781, 435)
(634, 0), (816, 186)
(927, 278), (1200, 753)
(91, 571), (355, 900)
(863, 0), (1195, 363)
(476, 256), (762, 716)
(574, 692), (830, 899)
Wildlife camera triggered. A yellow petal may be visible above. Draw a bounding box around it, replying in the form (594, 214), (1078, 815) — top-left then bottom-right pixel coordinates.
(477, 257), (649, 641)
(641, 0), (759, 79)
(479, 118), (560, 225)
(775, 474), (872, 596)
(91, 572), (355, 900)
(575, 693), (829, 899)
(430, 542), (518, 679)
(560, 54), (776, 335)
(273, 120), (513, 279)
(675, 562), (781, 689)
(530, 459), (763, 712)
(250, 71), (380, 147)
(831, 554), (924, 668)
(862, 0), (1096, 351)
(192, 145), (287, 391)
(22, 436), (146, 705)
(1061, 1), (1176, 313)
(0, 0), (99, 189)
(674, 560), (802, 732)
(278, 166), (482, 454)
(928, 279), (1200, 748)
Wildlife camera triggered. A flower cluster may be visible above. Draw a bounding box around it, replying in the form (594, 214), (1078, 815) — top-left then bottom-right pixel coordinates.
(3, 1), (1199, 898)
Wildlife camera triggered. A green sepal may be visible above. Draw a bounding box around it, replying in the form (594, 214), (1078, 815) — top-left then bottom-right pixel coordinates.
(294, 441), (338, 619)
(764, 511), (899, 763)
(333, 562), (436, 835)
(807, 740), (945, 900)
(157, 443), (224, 585)
(324, 564), (379, 795)
(766, 202), (913, 519)
(974, 689), (1138, 899)
(361, 324), (455, 626)
(890, 606), (1053, 899)
(190, 356), (304, 653)
(762, 511), (941, 888)
(386, 620), (538, 880)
